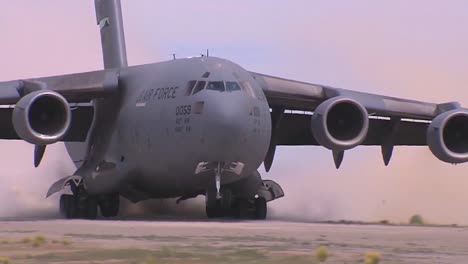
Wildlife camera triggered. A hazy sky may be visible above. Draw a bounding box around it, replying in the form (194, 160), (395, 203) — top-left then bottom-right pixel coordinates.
(1, 1), (468, 224)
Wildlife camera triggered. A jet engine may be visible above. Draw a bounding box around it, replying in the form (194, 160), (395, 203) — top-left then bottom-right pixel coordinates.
(427, 109), (468, 163)
(311, 96), (369, 150)
(13, 90), (71, 145)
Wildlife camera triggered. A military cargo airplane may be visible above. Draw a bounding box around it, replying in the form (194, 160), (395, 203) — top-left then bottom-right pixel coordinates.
(1, 0), (467, 219)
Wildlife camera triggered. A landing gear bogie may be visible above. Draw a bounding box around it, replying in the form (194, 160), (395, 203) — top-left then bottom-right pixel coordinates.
(98, 193), (120, 217)
(59, 180), (119, 219)
(60, 194), (98, 220)
(205, 190), (268, 220)
(254, 197), (267, 220)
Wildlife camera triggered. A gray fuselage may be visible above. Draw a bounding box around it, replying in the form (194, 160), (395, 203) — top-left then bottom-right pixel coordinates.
(67, 57), (271, 199)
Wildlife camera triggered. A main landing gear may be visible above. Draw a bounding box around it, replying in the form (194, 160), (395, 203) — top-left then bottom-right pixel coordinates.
(205, 189), (267, 220)
(59, 181), (119, 219)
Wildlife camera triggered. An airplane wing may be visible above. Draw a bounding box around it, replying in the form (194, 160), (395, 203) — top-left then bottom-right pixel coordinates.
(250, 72), (467, 169)
(0, 69), (119, 142)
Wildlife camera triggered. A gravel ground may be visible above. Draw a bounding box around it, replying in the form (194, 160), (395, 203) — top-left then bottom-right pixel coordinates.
(0, 220), (467, 263)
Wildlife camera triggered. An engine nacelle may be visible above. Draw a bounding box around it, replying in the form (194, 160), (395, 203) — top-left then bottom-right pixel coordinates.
(13, 90), (71, 145)
(427, 109), (468, 163)
(311, 96), (369, 150)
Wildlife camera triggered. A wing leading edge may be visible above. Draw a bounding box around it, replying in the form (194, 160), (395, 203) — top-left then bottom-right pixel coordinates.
(0, 69), (119, 142)
(0, 69), (118, 105)
(251, 71), (468, 169)
(251, 72), (458, 120)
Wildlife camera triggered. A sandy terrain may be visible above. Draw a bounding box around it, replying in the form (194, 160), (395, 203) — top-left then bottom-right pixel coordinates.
(0, 220), (467, 263)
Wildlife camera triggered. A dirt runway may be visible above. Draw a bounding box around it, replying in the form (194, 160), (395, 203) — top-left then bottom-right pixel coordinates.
(0, 220), (467, 263)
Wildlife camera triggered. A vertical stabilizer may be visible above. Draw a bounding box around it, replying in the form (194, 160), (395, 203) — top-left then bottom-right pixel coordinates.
(95, 0), (128, 69)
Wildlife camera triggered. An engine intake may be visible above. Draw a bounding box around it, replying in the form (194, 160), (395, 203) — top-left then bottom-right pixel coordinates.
(427, 109), (468, 163)
(311, 97), (369, 150)
(13, 90), (71, 145)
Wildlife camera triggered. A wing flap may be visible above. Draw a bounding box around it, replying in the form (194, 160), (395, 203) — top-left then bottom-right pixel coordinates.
(276, 113), (427, 146)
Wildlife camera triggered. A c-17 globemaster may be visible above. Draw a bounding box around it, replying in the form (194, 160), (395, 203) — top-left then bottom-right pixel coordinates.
(1, 1), (467, 220)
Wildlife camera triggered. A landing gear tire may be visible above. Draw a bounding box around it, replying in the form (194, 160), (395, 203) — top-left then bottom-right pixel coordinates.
(98, 193), (120, 218)
(205, 189), (233, 218)
(205, 189), (223, 218)
(206, 200), (223, 218)
(231, 199), (250, 219)
(84, 196), (98, 220)
(254, 197), (267, 220)
(60, 194), (97, 220)
(60, 194), (77, 219)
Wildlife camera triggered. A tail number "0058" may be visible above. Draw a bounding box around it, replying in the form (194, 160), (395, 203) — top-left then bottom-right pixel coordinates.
(176, 105), (191, 116)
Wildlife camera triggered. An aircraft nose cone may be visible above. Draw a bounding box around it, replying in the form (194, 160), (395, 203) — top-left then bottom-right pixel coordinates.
(202, 94), (248, 161)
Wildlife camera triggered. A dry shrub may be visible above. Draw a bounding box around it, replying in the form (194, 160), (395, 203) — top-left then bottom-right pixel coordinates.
(364, 251), (381, 264)
(316, 246), (329, 262)
(0, 257), (10, 264)
(20, 237), (32, 244)
(409, 214), (424, 225)
(32, 234), (47, 247)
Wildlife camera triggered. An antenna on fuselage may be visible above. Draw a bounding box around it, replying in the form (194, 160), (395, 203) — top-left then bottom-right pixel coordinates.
(200, 49), (210, 57)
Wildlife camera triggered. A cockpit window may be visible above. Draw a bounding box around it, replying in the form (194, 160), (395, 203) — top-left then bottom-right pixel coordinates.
(206, 81), (225, 92)
(192, 81), (206, 95)
(226, 82), (241, 92)
(187, 81), (243, 95)
(185, 80), (197, 96)
(240, 81), (256, 99)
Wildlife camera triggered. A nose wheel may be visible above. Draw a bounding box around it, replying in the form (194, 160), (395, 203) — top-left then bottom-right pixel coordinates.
(205, 188), (232, 218)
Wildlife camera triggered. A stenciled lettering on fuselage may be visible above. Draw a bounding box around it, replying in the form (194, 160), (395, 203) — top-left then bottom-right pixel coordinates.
(175, 104), (192, 134)
(136, 86), (179, 105)
(251, 106), (263, 134)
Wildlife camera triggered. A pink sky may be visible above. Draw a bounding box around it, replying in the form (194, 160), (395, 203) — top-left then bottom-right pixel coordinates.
(1, 1), (468, 224)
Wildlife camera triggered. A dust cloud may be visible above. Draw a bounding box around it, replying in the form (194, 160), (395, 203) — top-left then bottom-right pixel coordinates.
(0, 142), (75, 219)
(263, 147), (468, 225)
(118, 197), (206, 220)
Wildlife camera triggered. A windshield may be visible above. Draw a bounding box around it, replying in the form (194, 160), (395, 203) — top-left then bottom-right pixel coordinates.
(226, 82), (241, 92)
(206, 81), (225, 92)
(192, 81), (206, 95)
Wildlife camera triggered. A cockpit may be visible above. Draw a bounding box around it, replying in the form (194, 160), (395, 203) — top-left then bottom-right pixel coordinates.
(185, 79), (259, 99)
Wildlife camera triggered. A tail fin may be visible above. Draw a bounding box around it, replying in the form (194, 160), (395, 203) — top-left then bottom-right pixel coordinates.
(95, 0), (128, 69)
